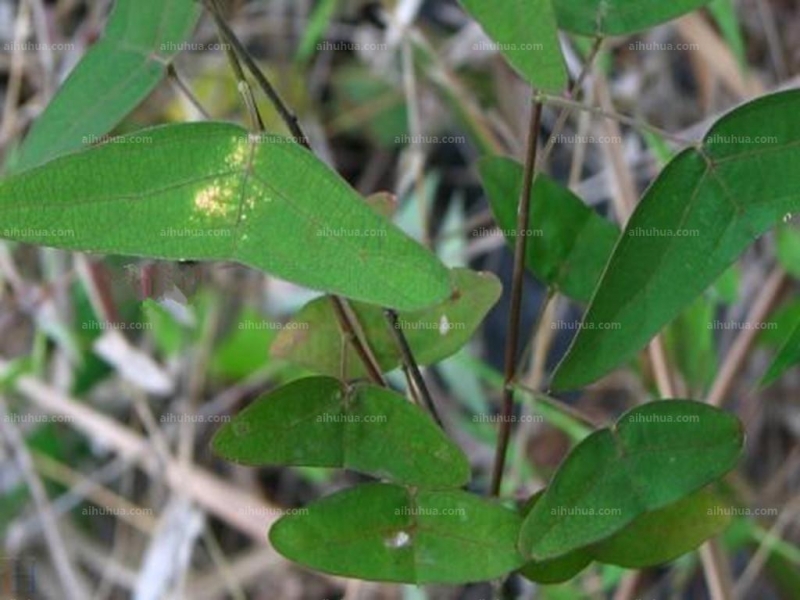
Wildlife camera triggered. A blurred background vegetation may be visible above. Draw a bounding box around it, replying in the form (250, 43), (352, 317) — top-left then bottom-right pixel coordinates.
(0, 0), (798, 598)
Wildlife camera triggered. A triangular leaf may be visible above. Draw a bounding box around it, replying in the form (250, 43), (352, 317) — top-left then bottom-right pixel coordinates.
(0, 123), (451, 311)
(591, 487), (731, 568)
(270, 483), (524, 583)
(519, 400), (743, 560)
(520, 486), (731, 581)
(211, 376), (470, 488)
(554, 0), (710, 36)
(271, 268), (501, 378)
(459, 0), (567, 91)
(553, 90), (800, 390)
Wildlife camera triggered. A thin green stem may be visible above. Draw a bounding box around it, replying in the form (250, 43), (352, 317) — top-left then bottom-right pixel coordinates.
(539, 36), (605, 167)
(207, 0), (264, 132)
(204, 2), (441, 405)
(203, 0), (307, 147)
(537, 92), (700, 148)
(203, 0), (388, 386)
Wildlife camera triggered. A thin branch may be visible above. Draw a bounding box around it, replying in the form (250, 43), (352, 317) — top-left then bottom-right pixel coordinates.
(538, 36), (605, 167)
(0, 396), (88, 600)
(537, 92), (700, 148)
(204, 1), (391, 387)
(384, 308), (443, 427)
(330, 297), (387, 386)
(707, 266), (787, 407)
(203, 0), (306, 146)
(207, 0), (264, 132)
(700, 539), (735, 600)
(490, 100), (543, 497)
(167, 64), (212, 120)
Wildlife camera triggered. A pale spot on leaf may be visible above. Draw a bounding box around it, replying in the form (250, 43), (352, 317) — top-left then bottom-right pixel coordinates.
(384, 531), (411, 549)
(439, 315), (451, 336)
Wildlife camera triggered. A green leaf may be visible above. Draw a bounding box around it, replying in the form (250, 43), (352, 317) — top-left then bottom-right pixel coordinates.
(591, 487), (731, 568)
(0, 123), (451, 311)
(459, 0), (567, 92)
(776, 225), (800, 278)
(760, 317), (800, 387)
(519, 492), (592, 584)
(521, 486), (730, 580)
(211, 307), (275, 381)
(663, 296), (717, 391)
(520, 548), (592, 584)
(553, 0), (710, 36)
(270, 483), (524, 583)
(519, 401), (743, 560)
(479, 157), (618, 302)
(211, 376), (470, 488)
(271, 268), (501, 378)
(12, 0), (201, 172)
(141, 298), (191, 358)
(552, 90), (800, 391)
(296, 0), (339, 63)
(707, 0), (748, 72)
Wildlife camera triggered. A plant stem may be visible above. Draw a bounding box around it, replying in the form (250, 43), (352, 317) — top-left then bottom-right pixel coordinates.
(205, 1), (435, 398)
(707, 266), (787, 406)
(330, 297), (387, 386)
(166, 64), (211, 120)
(384, 308), (443, 427)
(538, 36), (604, 167)
(537, 92), (700, 148)
(204, 0), (306, 146)
(490, 99), (543, 497)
